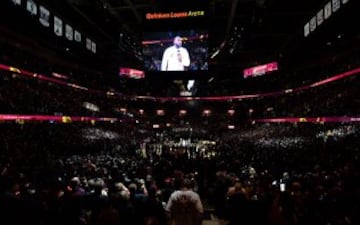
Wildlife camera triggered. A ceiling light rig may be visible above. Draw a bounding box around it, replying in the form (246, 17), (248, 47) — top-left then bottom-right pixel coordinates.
(119, 32), (142, 60)
(228, 26), (244, 54)
(210, 0), (239, 59)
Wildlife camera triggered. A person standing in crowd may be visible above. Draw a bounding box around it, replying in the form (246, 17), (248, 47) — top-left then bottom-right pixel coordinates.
(165, 178), (203, 225)
(161, 36), (190, 71)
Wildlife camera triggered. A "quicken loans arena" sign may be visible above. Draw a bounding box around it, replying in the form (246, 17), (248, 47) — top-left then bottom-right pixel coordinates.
(145, 11), (205, 20)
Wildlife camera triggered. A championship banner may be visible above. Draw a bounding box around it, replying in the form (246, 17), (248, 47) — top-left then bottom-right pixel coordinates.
(39, 6), (50, 27)
(317, 9), (324, 26)
(12, 0), (21, 5)
(304, 23), (310, 37)
(86, 38), (92, 50)
(309, 16), (317, 32)
(26, 0), (37, 15)
(65, 24), (74, 41)
(324, 2), (332, 19)
(91, 41), (96, 53)
(332, 0), (341, 12)
(74, 30), (82, 42)
(54, 16), (63, 36)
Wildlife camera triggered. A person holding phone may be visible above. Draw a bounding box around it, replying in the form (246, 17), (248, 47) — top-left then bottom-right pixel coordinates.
(161, 36), (191, 71)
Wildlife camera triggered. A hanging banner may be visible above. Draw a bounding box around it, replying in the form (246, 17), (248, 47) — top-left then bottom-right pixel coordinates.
(91, 41), (96, 53)
(324, 2), (332, 19)
(332, 0), (341, 12)
(65, 24), (74, 41)
(39, 5), (50, 27)
(309, 16), (317, 32)
(12, 0), (21, 5)
(304, 23), (310, 37)
(86, 38), (92, 50)
(26, 0), (37, 15)
(54, 16), (63, 36)
(74, 30), (82, 42)
(317, 9), (324, 26)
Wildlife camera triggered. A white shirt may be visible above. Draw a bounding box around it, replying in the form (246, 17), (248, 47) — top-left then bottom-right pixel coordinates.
(161, 46), (190, 71)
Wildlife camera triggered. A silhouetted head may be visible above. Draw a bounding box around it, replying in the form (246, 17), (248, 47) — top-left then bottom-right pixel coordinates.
(181, 178), (193, 189)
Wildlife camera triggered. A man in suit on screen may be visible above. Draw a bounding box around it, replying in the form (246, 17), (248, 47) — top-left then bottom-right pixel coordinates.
(161, 36), (190, 71)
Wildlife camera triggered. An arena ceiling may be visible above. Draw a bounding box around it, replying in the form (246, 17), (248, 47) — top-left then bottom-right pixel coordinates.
(2, 0), (358, 74)
(47, 0), (349, 69)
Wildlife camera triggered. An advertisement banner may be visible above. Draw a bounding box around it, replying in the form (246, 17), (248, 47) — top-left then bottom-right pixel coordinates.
(243, 62), (278, 78)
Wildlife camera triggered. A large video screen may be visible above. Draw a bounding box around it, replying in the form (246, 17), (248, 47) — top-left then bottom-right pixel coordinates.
(142, 29), (208, 72)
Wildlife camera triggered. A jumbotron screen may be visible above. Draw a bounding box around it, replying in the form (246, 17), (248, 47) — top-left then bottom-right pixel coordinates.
(142, 29), (208, 72)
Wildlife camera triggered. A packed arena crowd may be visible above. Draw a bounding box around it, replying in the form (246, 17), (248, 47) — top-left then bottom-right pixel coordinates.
(1, 122), (360, 225)
(0, 1), (360, 225)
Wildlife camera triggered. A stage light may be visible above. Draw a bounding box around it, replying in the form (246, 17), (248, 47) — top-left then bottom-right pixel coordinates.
(203, 109), (211, 116)
(228, 109), (235, 116)
(156, 109), (165, 116)
(228, 125), (235, 129)
(179, 110), (187, 116)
